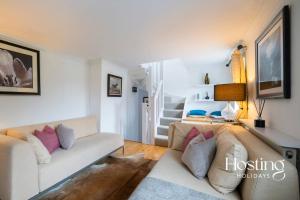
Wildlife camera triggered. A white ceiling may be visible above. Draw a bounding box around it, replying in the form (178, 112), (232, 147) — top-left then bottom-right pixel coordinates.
(0, 0), (267, 68)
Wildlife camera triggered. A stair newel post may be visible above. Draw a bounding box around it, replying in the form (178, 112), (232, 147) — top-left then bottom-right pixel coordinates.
(150, 95), (156, 145)
(160, 61), (164, 117)
(146, 61), (165, 145)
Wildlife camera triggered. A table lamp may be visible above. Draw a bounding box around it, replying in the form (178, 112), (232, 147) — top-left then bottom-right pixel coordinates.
(214, 83), (246, 120)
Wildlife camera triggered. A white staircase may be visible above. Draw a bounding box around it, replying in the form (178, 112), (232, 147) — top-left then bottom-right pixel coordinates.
(142, 61), (185, 147)
(155, 96), (184, 147)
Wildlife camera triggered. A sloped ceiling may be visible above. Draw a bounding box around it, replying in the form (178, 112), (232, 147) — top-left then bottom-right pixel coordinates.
(0, 0), (269, 67)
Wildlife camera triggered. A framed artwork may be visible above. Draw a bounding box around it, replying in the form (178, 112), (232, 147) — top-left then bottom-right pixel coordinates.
(107, 74), (122, 97)
(0, 40), (40, 95)
(255, 6), (290, 99)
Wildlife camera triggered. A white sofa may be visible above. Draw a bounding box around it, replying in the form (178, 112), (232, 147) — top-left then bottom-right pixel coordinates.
(0, 116), (124, 200)
(131, 122), (299, 200)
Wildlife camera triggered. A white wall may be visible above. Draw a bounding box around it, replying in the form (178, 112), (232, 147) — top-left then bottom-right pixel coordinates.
(100, 60), (128, 136)
(163, 58), (232, 97)
(88, 59), (129, 137)
(88, 59), (102, 131)
(0, 50), (90, 129)
(244, 0), (300, 139)
(163, 58), (230, 116)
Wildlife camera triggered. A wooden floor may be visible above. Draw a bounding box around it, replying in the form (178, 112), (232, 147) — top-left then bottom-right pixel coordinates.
(113, 140), (168, 161)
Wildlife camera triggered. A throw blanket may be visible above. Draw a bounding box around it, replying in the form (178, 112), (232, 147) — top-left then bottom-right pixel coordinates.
(129, 177), (223, 200)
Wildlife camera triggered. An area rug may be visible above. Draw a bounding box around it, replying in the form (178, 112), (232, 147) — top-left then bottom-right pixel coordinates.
(39, 153), (157, 200)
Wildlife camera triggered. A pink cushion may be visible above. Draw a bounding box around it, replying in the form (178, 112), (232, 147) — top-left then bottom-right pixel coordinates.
(34, 126), (60, 154)
(202, 130), (214, 140)
(182, 127), (201, 151)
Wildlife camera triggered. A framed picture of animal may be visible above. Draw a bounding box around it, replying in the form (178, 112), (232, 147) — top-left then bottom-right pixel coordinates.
(0, 40), (40, 95)
(107, 74), (122, 97)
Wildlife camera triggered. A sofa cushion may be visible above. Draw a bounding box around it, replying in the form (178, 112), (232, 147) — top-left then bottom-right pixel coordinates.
(6, 116), (97, 140)
(182, 127), (201, 151)
(61, 116), (97, 139)
(38, 133), (124, 191)
(7, 124), (56, 141)
(188, 110), (207, 116)
(208, 131), (247, 194)
(182, 136), (216, 179)
(26, 134), (51, 164)
(56, 124), (75, 149)
(34, 126), (60, 154)
(148, 149), (240, 200)
(168, 122), (224, 151)
(202, 130), (214, 140)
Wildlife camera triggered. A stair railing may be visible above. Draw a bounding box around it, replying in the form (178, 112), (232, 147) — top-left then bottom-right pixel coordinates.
(150, 80), (164, 143)
(142, 61), (164, 144)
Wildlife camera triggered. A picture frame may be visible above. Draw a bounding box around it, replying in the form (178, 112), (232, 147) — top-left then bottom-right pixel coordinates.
(107, 74), (122, 97)
(255, 5), (290, 99)
(0, 40), (40, 95)
(143, 97), (149, 103)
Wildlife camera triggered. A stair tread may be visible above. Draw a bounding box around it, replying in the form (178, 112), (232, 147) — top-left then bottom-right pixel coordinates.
(164, 108), (184, 111)
(155, 137), (168, 147)
(155, 135), (168, 139)
(164, 101), (185, 104)
(161, 117), (181, 120)
(157, 125), (169, 129)
(164, 109), (184, 112)
(164, 102), (184, 110)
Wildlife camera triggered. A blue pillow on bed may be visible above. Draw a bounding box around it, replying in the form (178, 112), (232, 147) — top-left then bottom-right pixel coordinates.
(188, 110), (207, 116)
(210, 111), (222, 116)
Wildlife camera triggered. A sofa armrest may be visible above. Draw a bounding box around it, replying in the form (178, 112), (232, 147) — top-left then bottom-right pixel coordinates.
(0, 135), (39, 200)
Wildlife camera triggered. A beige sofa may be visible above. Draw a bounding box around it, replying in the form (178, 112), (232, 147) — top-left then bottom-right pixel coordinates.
(133, 122), (299, 200)
(0, 116), (124, 200)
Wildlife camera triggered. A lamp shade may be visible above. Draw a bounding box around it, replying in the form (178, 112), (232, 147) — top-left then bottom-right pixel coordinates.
(214, 83), (246, 101)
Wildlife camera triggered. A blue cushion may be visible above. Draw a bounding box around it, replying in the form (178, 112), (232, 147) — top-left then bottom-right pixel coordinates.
(188, 110), (207, 116)
(210, 111), (222, 116)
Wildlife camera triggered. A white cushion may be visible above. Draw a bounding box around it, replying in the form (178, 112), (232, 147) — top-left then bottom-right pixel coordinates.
(208, 131), (248, 194)
(26, 134), (51, 164)
(38, 133), (123, 191)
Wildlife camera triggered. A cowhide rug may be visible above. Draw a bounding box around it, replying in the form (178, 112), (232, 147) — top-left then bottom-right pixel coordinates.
(38, 153), (156, 200)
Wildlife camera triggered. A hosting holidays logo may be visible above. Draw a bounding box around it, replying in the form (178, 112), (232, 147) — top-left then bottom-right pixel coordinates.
(226, 157), (286, 181)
